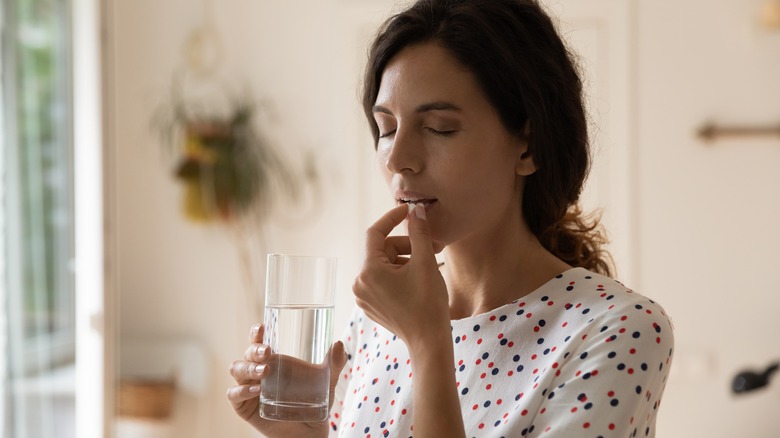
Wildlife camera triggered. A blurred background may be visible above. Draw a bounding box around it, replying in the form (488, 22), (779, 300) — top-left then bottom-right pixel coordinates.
(2, 0), (779, 437)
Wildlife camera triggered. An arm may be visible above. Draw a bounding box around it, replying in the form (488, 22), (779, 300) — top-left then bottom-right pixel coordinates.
(353, 203), (464, 437)
(407, 326), (466, 438)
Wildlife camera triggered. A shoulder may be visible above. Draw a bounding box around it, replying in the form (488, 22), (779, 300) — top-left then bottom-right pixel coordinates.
(558, 268), (675, 362)
(559, 268), (672, 327)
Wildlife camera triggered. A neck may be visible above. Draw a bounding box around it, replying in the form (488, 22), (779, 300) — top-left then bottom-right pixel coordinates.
(442, 219), (570, 320)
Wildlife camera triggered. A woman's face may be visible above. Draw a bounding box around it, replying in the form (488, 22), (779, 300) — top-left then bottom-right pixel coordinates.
(373, 42), (534, 246)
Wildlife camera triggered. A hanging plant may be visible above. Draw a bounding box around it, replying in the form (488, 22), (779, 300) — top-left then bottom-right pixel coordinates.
(150, 0), (313, 227)
(156, 97), (302, 224)
(149, 2), (322, 326)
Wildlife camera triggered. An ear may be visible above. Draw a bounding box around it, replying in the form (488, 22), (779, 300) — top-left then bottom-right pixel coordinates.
(515, 121), (537, 176)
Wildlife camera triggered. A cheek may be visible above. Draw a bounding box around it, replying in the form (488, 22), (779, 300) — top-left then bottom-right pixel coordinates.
(375, 148), (393, 184)
(450, 159), (519, 212)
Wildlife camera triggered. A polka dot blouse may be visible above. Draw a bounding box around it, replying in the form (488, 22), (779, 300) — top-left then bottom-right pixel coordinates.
(329, 267), (674, 438)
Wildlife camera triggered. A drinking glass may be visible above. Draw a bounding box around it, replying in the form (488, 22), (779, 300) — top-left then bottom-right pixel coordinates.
(259, 254), (337, 422)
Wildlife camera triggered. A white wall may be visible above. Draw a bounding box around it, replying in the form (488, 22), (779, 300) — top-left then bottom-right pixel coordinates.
(110, 1), (386, 436)
(636, 1), (780, 436)
(109, 0), (780, 437)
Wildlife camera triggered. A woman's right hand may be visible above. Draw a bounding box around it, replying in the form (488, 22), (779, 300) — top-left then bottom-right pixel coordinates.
(227, 323), (348, 438)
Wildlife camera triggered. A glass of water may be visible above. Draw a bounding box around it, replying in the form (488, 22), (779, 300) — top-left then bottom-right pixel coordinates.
(259, 254), (337, 422)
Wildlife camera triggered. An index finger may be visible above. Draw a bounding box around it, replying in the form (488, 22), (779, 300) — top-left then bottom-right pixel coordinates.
(365, 204), (410, 257)
(249, 323), (265, 343)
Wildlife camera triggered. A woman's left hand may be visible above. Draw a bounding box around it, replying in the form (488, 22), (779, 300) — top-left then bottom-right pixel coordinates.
(352, 203), (449, 348)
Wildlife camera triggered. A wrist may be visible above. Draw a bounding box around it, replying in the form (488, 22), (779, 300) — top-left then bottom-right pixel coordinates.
(406, 322), (453, 360)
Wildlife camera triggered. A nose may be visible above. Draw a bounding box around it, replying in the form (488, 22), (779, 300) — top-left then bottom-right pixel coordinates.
(383, 127), (423, 175)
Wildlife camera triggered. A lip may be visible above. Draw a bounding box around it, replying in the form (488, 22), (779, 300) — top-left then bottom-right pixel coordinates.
(394, 189), (438, 206)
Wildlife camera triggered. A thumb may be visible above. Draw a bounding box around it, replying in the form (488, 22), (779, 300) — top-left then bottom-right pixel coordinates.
(327, 341), (348, 410)
(328, 340), (348, 390)
(407, 203), (436, 264)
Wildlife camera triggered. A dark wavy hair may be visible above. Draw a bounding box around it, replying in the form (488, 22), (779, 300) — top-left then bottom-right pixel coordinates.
(362, 0), (613, 276)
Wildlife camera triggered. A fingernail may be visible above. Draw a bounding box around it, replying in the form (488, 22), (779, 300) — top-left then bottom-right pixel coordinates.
(414, 203), (426, 220)
(257, 345), (269, 357)
(251, 324), (260, 335)
(248, 385), (261, 393)
(255, 364), (265, 375)
(407, 202), (415, 215)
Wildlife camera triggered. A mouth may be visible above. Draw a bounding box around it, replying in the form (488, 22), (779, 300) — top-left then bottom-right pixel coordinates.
(397, 197), (437, 207)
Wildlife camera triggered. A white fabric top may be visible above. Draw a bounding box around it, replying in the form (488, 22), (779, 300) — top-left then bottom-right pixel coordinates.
(329, 267), (674, 438)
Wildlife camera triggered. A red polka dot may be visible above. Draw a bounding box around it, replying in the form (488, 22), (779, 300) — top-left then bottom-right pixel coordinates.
(583, 422), (591, 429)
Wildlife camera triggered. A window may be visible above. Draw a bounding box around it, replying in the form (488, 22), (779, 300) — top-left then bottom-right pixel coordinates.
(2, 0), (76, 436)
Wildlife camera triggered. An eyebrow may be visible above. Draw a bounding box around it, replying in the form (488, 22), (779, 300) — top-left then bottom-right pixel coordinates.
(372, 101), (462, 115)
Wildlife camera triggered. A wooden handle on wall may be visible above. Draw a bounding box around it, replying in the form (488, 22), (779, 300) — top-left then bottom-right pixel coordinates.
(697, 122), (780, 142)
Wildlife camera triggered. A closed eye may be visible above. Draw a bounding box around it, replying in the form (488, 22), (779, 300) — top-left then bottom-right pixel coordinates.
(378, 129), (396, 139)
(426, 127), (456, 136)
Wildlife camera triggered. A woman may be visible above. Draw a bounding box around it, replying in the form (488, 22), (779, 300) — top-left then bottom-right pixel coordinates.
(228, 0), (674, 437)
